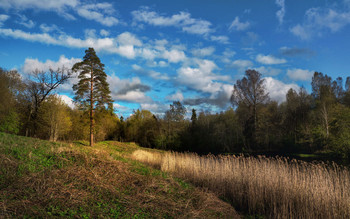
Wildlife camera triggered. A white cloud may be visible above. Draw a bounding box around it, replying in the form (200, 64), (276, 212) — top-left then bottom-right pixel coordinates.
(166, 90), (184, 102)
(116, 32), (142, 46)
(84, 29), (96, 38)
(59, 94), (75, 108)
(140, 102), (168, 114)
(0, 27), (190, 63)
(132, 64), (170, 80)
(39, 23), (61, 33)
(177, 59), (230, 94)
(22, 55), (82, 94)
(76, 3), (119, 26)
(264, 77), (299, 103)
(253, 66), (282, 76)
(0, 14), (9, 27)
(221, 49), (236, 63)
(0, 0), (121, 24)
(256, 54), (286, 65)
(17, 15), (35, 28)
(22, 55), (81, 74)
(275, 0), (285, 25)
(115, 91), (152, 103)
(0, 0), (79, 11)
(286, 68), (314, 81)
(100, 29), (109, 37)
(162, 49), (186, 63)
(113, 103), (129, 111)
(108, 75), (152, 103)
(0, 28), (143, 59)
(132, 7), (213, 36)
(290, 6), (350, 40)
(229, 16), (250, 31)
(191, 46), (215, 57)
(210, 35), (230, 44)
(231, 59), (253, 71)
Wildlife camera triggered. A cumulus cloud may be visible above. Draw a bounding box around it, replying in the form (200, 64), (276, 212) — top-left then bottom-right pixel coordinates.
(253, 66), (282, 76)
(132, 64), (170, 80)
(183, 83), (233, 108)
(290, 6), (350, 40)
(275, 0), (285, 25)
(100, 29), (109, 37)
(166, 90), (184, 102)
(132, 7), (213, 36)
(22, 55), (81, 74)
(162, 49), (186, 63)
(22, 55), (82, 94)
(59, 94), (75, 108)
(116, 32), (142, 46)
(231, 59), (253, 71)
(176, 59), (233, 107)
(229, 16), (250, 31)
(191, 46), (215, 57)
(264, 77), (299, 103)
(286, 68), (314, 81)
(141, 102), (168, 114)
(256, 54), (287, 65)
(177, 59), (227, 93)
(108, 75), (152, 103)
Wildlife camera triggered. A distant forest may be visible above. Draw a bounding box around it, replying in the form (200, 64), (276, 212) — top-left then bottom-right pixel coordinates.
(2, 49), (350, 159)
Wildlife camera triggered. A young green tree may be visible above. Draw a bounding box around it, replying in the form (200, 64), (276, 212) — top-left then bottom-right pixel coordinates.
(72, 48), (113, 146)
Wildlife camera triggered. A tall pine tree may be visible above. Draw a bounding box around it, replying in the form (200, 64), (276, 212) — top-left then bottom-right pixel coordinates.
(72, 48), (113, 146)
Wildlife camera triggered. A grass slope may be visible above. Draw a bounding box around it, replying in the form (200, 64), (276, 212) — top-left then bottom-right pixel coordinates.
(0, 132), (239, 218)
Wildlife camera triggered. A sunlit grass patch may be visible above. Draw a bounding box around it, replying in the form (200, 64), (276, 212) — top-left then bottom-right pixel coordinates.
(132, 149), (350, 218)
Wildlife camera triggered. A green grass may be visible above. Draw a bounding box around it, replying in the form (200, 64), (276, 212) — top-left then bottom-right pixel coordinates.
(0, 132), (238, 218)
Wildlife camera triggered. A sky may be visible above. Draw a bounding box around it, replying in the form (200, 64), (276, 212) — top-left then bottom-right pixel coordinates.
(1, 0), (350, 117)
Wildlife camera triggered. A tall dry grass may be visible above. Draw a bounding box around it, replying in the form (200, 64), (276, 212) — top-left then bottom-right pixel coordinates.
(132, 150), (350, 218)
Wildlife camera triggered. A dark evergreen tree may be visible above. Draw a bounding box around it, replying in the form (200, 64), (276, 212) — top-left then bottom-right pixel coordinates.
(72, 48), (113, 146)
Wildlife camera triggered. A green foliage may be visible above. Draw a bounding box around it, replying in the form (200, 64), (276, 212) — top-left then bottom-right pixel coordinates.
(72, 47), (112, 111)
(0, 110), (20, 134)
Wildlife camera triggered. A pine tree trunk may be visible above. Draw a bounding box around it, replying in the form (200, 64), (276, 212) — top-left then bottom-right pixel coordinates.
(90, 65), (94, 146)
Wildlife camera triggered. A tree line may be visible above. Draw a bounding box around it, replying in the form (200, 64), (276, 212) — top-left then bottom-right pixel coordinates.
(1, 48), (350, 159)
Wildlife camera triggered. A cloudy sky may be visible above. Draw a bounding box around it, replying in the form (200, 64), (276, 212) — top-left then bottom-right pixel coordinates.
(1, 0), (350, 117)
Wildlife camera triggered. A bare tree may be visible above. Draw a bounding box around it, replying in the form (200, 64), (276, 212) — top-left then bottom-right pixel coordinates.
(25, 67), (71, 136)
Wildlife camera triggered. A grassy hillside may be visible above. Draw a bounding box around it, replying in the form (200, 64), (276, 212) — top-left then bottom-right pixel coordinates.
(0, 132), (239, 218)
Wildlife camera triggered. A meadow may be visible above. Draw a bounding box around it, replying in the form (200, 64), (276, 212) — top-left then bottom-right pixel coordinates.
(0, 132), (238, 218)
(132, 149), (350, 218)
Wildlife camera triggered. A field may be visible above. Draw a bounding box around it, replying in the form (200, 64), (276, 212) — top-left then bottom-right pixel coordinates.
(0, 132), (238, 218)
(132, 150), (350, 218)
(2, 131), (350, 218)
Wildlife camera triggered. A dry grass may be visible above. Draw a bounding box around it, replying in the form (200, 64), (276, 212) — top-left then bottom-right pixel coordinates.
(132, 150), (350, 218)
(0, 133), (239, 218)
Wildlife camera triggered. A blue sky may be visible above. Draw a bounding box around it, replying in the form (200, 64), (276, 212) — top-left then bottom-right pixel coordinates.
(1, 0), (350, 117)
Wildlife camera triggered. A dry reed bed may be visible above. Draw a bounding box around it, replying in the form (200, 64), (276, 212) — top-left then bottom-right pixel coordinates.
(132, 150), (350, 218)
